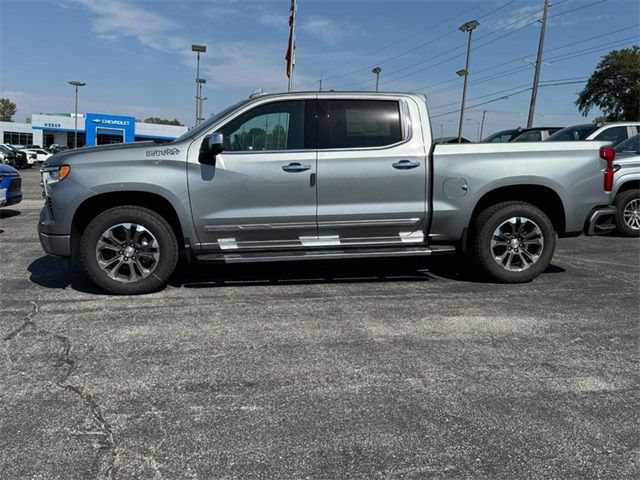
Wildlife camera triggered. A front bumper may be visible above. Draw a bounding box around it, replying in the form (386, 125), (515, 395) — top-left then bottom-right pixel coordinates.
(585, 206), (616, 236)
(38, 206), (71, 256)
(38, 229), (71, 256)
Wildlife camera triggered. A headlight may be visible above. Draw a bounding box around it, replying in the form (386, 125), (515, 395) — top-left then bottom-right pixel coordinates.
(41, 165), (70, 197)
(42, 165), (70, 183)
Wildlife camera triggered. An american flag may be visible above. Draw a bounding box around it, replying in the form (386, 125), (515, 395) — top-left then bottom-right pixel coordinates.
(285, 0), (297, 79)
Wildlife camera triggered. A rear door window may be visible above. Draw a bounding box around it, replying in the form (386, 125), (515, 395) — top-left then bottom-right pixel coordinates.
(318, 100), (403, 149)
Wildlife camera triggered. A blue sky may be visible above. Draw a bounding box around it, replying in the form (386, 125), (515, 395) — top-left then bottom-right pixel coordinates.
(1, 0), (638, 139)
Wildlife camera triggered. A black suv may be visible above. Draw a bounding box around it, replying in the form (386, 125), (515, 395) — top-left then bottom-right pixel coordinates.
(0, 145), (28, 169)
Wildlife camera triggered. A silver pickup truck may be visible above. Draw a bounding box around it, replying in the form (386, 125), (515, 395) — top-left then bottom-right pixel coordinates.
(38, 92), (616, 294)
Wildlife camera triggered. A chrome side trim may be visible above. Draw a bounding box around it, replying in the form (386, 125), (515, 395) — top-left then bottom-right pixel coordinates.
(218, 238), (238, 250)
(204, 222), (316, 232)
(300, 235), (340, 247)
(317, 218), (420, 228)
(399, 231), (425, 243)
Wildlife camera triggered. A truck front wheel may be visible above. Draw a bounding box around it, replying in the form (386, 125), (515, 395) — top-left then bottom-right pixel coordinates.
(472, 201), (556, 283)
(80, 206), (179, 294)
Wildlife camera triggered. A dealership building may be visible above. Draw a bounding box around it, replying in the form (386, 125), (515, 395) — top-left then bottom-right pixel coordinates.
(0, 112), (188, 148)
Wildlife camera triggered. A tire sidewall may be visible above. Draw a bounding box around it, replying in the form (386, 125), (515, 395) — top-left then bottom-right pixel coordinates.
(81, 207), (178, 294)
(615, 190), (640, 237)
(475, 203), (556, 283)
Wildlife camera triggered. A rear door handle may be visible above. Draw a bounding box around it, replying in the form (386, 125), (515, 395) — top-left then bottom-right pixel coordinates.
(392, 160), (421, 170)
(282, 162), (311, 173)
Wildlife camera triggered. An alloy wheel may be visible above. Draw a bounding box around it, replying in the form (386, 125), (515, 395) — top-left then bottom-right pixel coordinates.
(95, 223), (160, 283)
(490, 216), (544, 272)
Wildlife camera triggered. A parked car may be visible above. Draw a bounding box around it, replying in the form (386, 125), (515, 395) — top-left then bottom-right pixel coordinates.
(20, 148), (51, 165)
(0, 144), (28, 169)
(482, 127), (562, 143)
(39, 91), (616, 294)
(610, 134), (640, 236)
(511, 127), (563, 142)
(0, 164), (22, 207)
(546, 122), (640, 144)
(47, 144), (69, 154)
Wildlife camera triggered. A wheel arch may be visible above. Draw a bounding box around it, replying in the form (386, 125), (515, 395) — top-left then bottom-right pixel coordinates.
(614, 179), (640, 198)
(467, 184), (566, 245)
(71, 190), (188, 256)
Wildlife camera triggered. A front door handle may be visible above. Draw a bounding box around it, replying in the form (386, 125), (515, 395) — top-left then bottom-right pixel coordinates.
(392, 160), (421, 170)
(282, 162), (311, 173)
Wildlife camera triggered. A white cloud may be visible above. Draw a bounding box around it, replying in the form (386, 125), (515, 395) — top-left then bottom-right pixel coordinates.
(485, 3), (542, 31)
(71, 0), (189, 52)
(300, 15), (346, 45)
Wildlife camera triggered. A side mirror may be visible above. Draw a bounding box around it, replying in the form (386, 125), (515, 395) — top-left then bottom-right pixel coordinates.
(199, 132), (225, 165)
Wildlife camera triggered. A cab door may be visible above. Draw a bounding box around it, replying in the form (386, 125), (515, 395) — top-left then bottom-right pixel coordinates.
(187, 99), (318, 250)
(316, 97), (428, 245)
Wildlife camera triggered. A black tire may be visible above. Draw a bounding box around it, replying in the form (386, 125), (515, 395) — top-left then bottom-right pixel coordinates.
(80, 206), (179, 294)
(614, 189), (640, 237)
(472, 201), (556, 283)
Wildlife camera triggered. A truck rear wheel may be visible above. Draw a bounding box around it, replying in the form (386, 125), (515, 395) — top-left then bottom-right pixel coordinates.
(614, 189), (640, 237)
(472, 201), (556, 283)
(80, 206), (179, 294)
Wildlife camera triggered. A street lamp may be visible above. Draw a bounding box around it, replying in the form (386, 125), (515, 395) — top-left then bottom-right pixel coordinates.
(456, 19), (479, 144)
(196, 78), (207, 125)
(67, 80), (86, 149)
(372, 66), (382, 92)
(191, 44), (207, 126)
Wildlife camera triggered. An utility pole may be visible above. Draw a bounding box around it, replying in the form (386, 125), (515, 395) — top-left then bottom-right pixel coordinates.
(457, 20), (479, 143)
(527, 0), (550, 128)
(479, 110), (487, 140)
(319, 70), (323, 91)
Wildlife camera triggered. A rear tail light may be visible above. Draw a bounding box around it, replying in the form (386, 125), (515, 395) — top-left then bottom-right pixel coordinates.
(600, 146), (615, 192)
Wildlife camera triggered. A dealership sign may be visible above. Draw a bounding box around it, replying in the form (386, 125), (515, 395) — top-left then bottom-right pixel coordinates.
(85, 113), (136, 146)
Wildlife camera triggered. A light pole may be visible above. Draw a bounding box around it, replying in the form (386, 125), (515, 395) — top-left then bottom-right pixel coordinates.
(196, 78), (206, 125)
(191, 44), (207, 126)
(372, 66), (382, 92)
(67, 81), (85, 149)
(456, 19), (479, 144)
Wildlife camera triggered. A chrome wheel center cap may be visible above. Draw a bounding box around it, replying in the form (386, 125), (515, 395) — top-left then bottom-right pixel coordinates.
(124, 246), (135, 258)
(510, 238), (520, 249)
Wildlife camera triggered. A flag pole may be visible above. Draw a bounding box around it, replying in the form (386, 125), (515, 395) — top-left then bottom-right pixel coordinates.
(287, 0), (297, 92)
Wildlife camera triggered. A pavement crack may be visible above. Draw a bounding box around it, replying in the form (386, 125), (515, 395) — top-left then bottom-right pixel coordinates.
(3, 300), (40, 341)
(3, 299), (118, 479)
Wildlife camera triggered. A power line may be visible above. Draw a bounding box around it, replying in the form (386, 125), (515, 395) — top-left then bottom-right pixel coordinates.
(423, 35), (638, 98)
(415, 23), (639, 93)
(431, 80), (589, 119)
(320, 0), (518, 83)
(331, 0), (611, 90)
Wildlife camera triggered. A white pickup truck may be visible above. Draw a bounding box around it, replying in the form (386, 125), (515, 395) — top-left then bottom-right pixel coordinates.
(39, 92), (616, 294)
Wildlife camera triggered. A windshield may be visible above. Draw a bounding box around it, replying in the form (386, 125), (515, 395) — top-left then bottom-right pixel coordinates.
(614, 134), (640, 154)
(172, 99), (252, 143)
(546, 125), (598, 141)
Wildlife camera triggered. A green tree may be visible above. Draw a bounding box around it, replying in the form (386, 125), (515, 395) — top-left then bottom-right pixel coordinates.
(143, 117), (184, 126)
(576, 46), (640, 121)
(0, 98), (17, 122)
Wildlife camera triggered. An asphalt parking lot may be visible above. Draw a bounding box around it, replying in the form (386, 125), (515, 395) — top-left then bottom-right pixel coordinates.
(1, 167), (638, 479)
